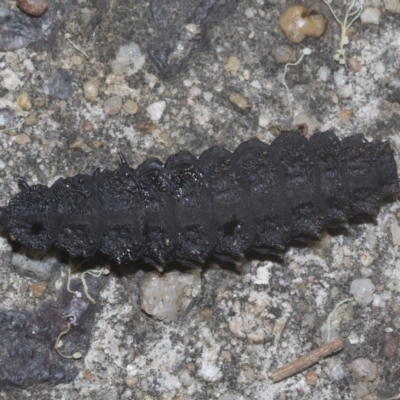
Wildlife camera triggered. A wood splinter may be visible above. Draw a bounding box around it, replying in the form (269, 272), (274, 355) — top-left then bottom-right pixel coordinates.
(270, 337), (345, 382)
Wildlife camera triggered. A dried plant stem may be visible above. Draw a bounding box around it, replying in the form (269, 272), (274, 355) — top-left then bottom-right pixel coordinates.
(270, 337), (345, 382)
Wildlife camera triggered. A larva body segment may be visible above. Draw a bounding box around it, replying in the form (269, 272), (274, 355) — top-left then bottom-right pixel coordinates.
(0, 130), (398, 269)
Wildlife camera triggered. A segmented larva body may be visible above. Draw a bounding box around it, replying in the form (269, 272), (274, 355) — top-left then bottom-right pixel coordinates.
(0, 130), (398, 269)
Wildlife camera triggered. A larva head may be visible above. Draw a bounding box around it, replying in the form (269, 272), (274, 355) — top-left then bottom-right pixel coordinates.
(1, 181), (54, 251)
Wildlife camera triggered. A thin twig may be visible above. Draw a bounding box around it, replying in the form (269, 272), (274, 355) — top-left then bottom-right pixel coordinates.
(270, 337), (345, 382)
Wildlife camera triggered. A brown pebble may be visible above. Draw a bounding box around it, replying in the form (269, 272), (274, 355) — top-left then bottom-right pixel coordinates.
(138, 124), (156, 133)
(15, 133), (30, 146)
(80, 119), (94, 132)
(349, 57), (362, 73)
(339, 109), (353, 123)
(305, 370), (318, 385)
(16, 92), (32, 110)
(16, 0), (48, 17)
(124, 376), (138, 388)
(30, 282), (47, 298)
(224, 56), (241, 73)
(82, 369), (95, 382)
(83, 79), (100, 102)
(271, 46), (298, 64)
(229, 92), (251, 112)
(349, 358), (377, 382)
(279, 5), (326, 44)
(383, 333), (398, 358)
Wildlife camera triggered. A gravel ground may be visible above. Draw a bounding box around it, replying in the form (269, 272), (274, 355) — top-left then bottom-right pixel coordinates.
(0, 0), (400, 399)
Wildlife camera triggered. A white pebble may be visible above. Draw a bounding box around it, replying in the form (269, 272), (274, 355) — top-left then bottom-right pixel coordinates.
(146, 100), (166, 121)
(111, 42), (145, 76)
(83, 79), (99, 102)
(245, 8), (254, 18)
(391, 223), (400, 246)
(104, 96), (122, 115)
(350, 279), (375, 305)
(340, 84), (353, 99)
(203, 92), (213, 102)
(360, 7), (381, 25)
(325, 359), (346, 381)
(349, 358), (377, 381)
(258, 114), (270, 127)
(317, 66), (330, 81)
(374, 61), (386, 75)
(250, 80), (261, 89)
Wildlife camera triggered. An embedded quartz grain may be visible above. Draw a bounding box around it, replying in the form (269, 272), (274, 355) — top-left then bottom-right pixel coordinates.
(139, 270), (201, 321)
(349, 358), (377, 381)
(123, 100), (138, 115)
(271, 45), (298, 64)
(83, 79), (100, 102)
(104, 96), (122, 115)
(360, 7), (381, 25)
(325, 359), (346, 381)
(350, 279), (375, 305)
(229, 92), (251, 112)
(146, 100), (166, 121)
(111, 42), (145, 76)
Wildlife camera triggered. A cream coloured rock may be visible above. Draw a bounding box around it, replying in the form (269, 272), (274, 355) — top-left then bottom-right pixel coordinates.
(140, 270), (201, 321)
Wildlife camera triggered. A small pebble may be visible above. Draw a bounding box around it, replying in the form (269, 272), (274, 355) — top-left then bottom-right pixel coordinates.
(80, 119), (94, 132)
(83, 79), (100, 102)
(317, 66), (330, 81)
(385, 0), (400, 14)
(224, 56), (241, 73)
(305, 371), (318, 385)
(43, 69), (74, 100)
(25, 114), (38, 125)
(271, 46), (298, 64)
(350, 279), (375, 305)
(0, 108), (13, 127)
(279, 5), (326, 44)
(16, 0), (48, 17)
(326, 358), (346, 381)
(15, 134), (30, 146)
(339, 109), (353, 123)
(123, 100), (138, 115)
(30, 282), (47, 298)
(391, 223), (400, 246)
(16, 92), (32, 110)
(104, 96), (122, 115)
(382, 334), (398, 358)
(146, 101), (166, 121)
(349, 57), (362, 73)
(124, 376), (138, 388)
(360, 7), (381, 25)
(111, 42), (145, 76)
(258, 114), (270, 127)
(229, 92), (251, 112)
(349, 358), (377, 382)
(82, 370), (95, 382)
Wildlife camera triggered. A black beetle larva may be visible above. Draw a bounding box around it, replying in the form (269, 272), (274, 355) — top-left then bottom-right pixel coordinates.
(0, 130), (398, 269)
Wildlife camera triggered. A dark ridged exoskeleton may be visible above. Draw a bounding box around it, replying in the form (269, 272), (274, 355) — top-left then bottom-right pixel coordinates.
(0, 130), (398, 269)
